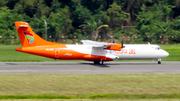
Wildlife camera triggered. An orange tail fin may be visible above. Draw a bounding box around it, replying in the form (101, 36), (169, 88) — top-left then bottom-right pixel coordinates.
(15, 22), (59, 47)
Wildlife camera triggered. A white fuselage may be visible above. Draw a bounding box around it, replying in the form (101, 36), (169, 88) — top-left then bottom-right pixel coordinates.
(66, 44), (169, 60)
(106, 44), (169, 60)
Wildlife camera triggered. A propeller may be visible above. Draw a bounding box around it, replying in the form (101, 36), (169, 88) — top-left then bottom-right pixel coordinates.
(112, 39), (125, 49)
(121, 41), (125, 48)
(112, 39), (125, 48)
(108, 38), (125, 50)
(112, 39), (115, 44)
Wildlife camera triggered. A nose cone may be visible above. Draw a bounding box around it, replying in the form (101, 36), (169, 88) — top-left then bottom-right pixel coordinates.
(163, 50), (169, 57)
(165, 51), (169, 57)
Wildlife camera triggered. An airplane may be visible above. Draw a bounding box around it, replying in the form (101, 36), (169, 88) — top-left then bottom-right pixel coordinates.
(81, 40), (169, 64)
(15, 21), (169, 65)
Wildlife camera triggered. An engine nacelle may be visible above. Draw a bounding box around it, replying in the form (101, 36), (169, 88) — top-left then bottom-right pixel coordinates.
(105, 44), (122, 51)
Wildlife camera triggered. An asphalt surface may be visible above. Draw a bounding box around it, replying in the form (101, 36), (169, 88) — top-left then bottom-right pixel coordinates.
(0, 61), (179, 74)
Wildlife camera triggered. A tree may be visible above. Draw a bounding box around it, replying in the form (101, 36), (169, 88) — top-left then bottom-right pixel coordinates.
(80, 20), (108, 41)
(107, 3), (129, 29)
(48, 6), (72, 42)
(0, 7), (29, 44)
(13, 0), (50, 18)
(0, 0), (8, 7)
(136, 4), (174, 44)
(73, 3), (93, 27)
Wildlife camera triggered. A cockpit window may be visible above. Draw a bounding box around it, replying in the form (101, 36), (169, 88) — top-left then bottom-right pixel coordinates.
(155, 47), (161, 50)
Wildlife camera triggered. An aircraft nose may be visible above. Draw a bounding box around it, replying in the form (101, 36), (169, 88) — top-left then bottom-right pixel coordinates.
(164, 50), (169, 57)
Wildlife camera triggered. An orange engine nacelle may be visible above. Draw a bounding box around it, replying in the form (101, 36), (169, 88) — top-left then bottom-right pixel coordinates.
(105, 44), (122, 51)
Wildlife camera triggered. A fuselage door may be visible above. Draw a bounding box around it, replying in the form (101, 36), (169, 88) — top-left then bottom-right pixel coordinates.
(55, 49), (60, 58)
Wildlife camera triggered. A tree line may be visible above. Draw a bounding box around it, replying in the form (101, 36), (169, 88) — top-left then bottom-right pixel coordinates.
(0, 0), (180, 45)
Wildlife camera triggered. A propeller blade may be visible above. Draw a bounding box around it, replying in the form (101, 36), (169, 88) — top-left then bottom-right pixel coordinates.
(113, 39), (115, 43)
(121, 41), (125, 48)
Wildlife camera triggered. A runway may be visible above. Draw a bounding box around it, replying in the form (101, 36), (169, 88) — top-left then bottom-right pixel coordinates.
(0, 62), (179, 74)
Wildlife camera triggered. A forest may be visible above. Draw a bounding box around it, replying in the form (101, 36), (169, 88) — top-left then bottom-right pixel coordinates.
(0, 0), (180, 45)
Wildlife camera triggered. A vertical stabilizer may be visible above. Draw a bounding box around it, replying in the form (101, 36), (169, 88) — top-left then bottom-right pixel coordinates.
(15, 22), (59, 47)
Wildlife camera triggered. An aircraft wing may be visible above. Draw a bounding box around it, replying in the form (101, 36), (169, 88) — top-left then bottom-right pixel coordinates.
(81, 40), (113, 48)
(81, 40), (122, 51)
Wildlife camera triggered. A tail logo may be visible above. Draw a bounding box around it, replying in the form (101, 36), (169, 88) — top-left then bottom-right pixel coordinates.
(23, 31), (34, 44)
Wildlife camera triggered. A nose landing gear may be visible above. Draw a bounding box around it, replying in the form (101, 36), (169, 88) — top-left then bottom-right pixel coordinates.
(158, 59), (161, 64)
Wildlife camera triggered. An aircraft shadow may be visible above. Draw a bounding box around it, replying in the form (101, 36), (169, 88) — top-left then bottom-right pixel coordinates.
(80, 63), (110, 68)
(5, 63), (18, 65)
(5, 62), (158, 67)
(104, 63), (158, 65)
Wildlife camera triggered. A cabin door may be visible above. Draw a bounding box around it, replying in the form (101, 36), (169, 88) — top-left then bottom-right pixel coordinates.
(55, 49), (60, 58)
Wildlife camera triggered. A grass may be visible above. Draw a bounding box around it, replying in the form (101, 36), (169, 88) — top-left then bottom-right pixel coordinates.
(0, 45), (52, 62)
(0, 74), (180, 100)
(0, 94), (180, 99)
(1, 99), (180, 101)
(160, 44), (180, 61)
(0, 44), (179, 62)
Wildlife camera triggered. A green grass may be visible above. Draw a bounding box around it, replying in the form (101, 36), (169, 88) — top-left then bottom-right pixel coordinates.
(0, 45), (52, 62)
(0, 74), (180, 100)
(160, 44), (180, 61)
(1, 74), (180, 95)
(0, 94), (180, 99)
(1, 99), (180, 101)
(0, 44), (179, 61)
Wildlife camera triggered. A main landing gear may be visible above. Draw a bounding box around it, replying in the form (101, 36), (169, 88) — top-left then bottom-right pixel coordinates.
(94, 61), (100, 64)
(93, 60), (105, 65)
(158, 58), (161, 64)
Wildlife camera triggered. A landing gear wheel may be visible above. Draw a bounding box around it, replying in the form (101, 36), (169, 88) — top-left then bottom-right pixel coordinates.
(158, 61), (161, 64)
(94, 61), (100, 64)
(157, 58), (161, 64)
(100, 60), (104, 65)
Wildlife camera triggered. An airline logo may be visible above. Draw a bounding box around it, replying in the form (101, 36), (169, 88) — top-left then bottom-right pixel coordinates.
(106, 49), (136, 54)
(24, 32), (34, 44)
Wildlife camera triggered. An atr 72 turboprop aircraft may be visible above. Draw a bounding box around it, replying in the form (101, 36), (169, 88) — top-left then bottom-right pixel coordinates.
(15, 22), (169, 64)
